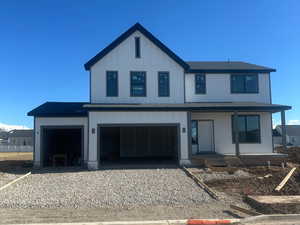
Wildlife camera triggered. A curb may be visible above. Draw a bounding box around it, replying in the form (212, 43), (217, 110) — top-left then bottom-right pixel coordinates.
(5, 219), (241, 225)
(187, 219), (240, 225)
(240, 214), (300, 224)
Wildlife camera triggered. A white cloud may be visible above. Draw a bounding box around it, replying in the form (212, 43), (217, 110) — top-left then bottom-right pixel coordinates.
(272, 119), (280, 129)
(0, 122), (30, 132)
(288, 120), (300, 125)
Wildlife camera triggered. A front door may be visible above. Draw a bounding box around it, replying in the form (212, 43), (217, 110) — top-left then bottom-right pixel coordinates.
(198, 121), (214, 153)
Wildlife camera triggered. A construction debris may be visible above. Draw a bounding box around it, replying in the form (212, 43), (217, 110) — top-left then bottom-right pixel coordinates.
(0, 172), (31, 191)
(246, 195), (300, 214)
(182, 166), (220, 200)
(275, 167), (297, 191)
(230, 204), (262, 216)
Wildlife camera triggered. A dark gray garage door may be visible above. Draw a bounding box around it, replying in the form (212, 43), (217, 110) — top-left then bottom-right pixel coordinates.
(99, 125), (179, 162)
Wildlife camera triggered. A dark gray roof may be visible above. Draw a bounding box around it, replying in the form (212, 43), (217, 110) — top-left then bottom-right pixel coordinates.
(28, 102), (291, 117)
(84, 102), (291, 113)
(9, 129), (33, 138)
(27, 102), (88, 117)
(277, 125), (300, 136)
(83, 23), (275, 73)
(186, 61), (276, 73)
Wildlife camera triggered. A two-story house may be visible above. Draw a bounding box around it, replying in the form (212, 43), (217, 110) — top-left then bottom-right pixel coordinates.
(28, 23), (291, 169)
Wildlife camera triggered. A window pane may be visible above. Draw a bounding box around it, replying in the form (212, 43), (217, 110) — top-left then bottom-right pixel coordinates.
(135, 37), (140, 58)
(232, 115), (260, 143)
(195, 74), (206, 94)
(246, 116), (260, 142)
(131, 72), (146, 96)
(106, 71), (118, 96)
(158, 72), (169, 97)
(237, 116), (247, 143)
(245, 74), (258, 93)
(191, 120), (198, 145)
(231, 75), (245, 93)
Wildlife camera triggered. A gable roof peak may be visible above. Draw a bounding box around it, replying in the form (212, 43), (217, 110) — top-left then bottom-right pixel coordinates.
(84, 23), (189, 71)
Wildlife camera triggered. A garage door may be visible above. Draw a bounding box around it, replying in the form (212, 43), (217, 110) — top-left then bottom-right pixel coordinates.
(41, 127), (83, 167)
(99, 125), (179, 162)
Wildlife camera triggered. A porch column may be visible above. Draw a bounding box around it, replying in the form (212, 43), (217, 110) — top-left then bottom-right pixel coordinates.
(281, 110), (287, 151)
(233, 111), (240, 157)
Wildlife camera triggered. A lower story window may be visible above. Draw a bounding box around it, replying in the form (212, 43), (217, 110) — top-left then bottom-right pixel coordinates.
(232, 115), (260, 143)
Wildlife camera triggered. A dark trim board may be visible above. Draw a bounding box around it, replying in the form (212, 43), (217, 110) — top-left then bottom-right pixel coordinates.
(40, 125), (84, 167)
(33, 117), (36, 164)
(187, 69), (276, 73)
(187, 112), (192, 160)
(97, 123), (181, 165)
(87, 106), (291, 112)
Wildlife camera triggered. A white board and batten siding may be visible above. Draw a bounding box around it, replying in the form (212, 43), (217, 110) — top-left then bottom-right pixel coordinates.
(191, 112), (273, 155)
(90, 31), (185, 104)
(185, 73), (271, 103)
(88, 111), (189, 169)
(34, 117), (88, 167)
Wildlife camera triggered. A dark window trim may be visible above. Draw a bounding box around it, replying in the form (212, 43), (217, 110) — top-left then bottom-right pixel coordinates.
(230, 73), (259, 94)
(158, 71), (170, 97)
(195, 73), (206, 94)
(106, 71), (118, 97)
(231, 114), (261, 144)
(130, 71), (147, 97)
(135, 37), (141, 58)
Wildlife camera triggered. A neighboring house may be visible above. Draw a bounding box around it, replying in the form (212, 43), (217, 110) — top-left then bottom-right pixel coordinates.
(0, 131), (8, 144)
(8, 129), (33, 146)
(28, 23), (291, 169)
(272, 129), (282, 147)
(275, 125), (300, 147)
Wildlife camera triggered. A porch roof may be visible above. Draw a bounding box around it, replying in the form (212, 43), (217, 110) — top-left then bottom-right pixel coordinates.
(84, 102), (291, 113)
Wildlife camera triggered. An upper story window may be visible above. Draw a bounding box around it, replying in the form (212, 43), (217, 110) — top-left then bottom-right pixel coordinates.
(158, 72), (170, 97)
(232, 115), (261, 143)
(195, 73), (206, 94)
(131, 71), (146, 97)
(231, 74), (258, 93)
(135, 37), (141, 58)
(106, 71), (118, 97)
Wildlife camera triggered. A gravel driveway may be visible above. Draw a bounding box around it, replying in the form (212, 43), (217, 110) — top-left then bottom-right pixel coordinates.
(0, 168), (212, 209)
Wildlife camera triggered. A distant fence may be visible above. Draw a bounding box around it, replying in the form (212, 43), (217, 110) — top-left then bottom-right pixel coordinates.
(0, 145), (33, 152)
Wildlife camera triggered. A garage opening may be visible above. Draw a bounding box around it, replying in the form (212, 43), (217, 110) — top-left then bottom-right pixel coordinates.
(42, 127), (83, 167)
(99, 125), (179, 165)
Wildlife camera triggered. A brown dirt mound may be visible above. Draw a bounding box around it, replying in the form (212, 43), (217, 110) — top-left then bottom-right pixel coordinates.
(206, 167), (300, 196)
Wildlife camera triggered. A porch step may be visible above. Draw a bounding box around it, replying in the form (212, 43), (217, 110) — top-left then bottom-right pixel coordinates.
(191, 154), (288, 167)
(191, 158), (228, 167)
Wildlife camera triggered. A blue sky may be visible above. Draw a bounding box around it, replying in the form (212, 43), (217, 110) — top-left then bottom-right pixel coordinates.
(0, 0), (299, 129)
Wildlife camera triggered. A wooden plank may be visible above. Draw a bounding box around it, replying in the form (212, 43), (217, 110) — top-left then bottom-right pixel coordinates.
(0, 172), (31, 191)
(230, 204), (262, 216)
(182, 166), (219, 200)
(248, 195), (300, 204)
(275, 167), (296, 191)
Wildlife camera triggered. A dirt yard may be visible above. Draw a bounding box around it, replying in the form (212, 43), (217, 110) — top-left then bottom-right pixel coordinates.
(196, 147), (300, 214)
